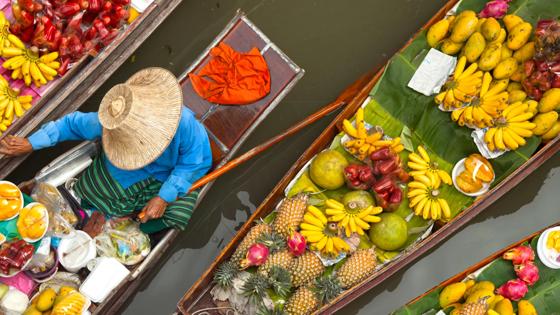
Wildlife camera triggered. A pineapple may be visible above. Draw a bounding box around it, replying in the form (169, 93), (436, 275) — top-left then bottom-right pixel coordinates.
(231, 222), (272, 267)
(258, 250), (294, 276)
(336, 248), (377, 289)
(273, 194), (308, 238)
(241, 273), (270, 304)
(268, 266), (292, 298)
(284, 286), (320, 315)
(213, 261), (239, 288)
(459, 297), (489, 315)
(257, 231), (287, 253)
(289, 252), (325, 287)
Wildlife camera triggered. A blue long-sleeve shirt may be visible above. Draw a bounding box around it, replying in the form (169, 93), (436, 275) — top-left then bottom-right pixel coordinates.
(28, 107), (213, 203)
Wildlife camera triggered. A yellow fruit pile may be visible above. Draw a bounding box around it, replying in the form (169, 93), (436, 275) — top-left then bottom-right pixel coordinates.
(407, 173), (451, 221)
(324, 199), (382, 237)
(428, 12), (534, 81)
(456, 154), (494, 194)
(0, 76), (33, 135)
(547, 231), (560, 253)
(0, 182), (22, 220)
(17, 203), (48, 240)
(532, 88), (560, 141)
(451, 72), (508, 128)
(2, 38), (59, 88)
(407, 145), (452, 187)
(25, 286), (87, 315)
(438, 280), (537, 315)
(484, 101), (536, 151)
(0, 12), (12, 51)
(299, 205), (350, 257)
(342, 107), (403, 160)
(435, 56), (483, 109)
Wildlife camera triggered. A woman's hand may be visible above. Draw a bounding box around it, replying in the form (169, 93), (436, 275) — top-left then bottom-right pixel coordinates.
(0, 136), (33, 156)
(139, 196), (168, 223)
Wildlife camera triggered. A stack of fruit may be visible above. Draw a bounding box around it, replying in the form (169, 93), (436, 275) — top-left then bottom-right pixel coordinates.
(2, 44), (60, 88)
(0, 239), (34, 275)
(9, 0), (131, 73)
(17, 203), (48, 241)
(0, 181), (23, 220)
(342, 107), (404, 160)
(438, 279), (538, 315)
(455, 154), (495, 195)
(24, 286), (89, 315)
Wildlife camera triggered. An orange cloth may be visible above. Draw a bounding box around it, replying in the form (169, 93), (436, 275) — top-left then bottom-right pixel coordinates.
(189, 42), (271, 105)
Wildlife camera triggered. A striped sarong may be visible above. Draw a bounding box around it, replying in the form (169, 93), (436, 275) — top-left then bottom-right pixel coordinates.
(74, 155), (199, 233)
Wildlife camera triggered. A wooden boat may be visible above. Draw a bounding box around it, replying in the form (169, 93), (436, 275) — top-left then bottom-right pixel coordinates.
(177, 0), (560, 313)
(25, 12), (306, 314)
(0, 0), (183, 178)
(392, 222), (560, 314)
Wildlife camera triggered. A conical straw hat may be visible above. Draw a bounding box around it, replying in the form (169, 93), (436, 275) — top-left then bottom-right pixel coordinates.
(98, 67), (183, 170)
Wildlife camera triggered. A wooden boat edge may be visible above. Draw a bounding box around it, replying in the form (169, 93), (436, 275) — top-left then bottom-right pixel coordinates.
(177, 0), (560, 312)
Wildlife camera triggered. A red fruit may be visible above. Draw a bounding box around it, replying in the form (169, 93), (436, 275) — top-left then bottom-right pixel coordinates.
(94, 19), (110, 38)
(56, 2), (81, 18)
(78, 0), (89, 10)
(536, 60), (549, 72)
(550, 62), (560, 74)
(240, 243), (269, 269)
(66, 11), (84, 34)
(495, 279), (529, 301)
(524, 60), (536, 77)
(102, 1), (112, 12)
(394, 168), (410, 182)
(112, 0), (130, 5)
(370, 146), (392, 161)
(374, 176), (394, 193)
(85, 26), (97, 40)
(287, 231), (306, 257)
(388, 187), (402, 204)
(88, 0), (102, 12)
(58, 57), (71, 75)
(503, 245), (535, 265)
(99, 12), (112, 25)
(359, 167), (374, 183)
(515, 262), (540, 285)
(344, 165), (360, 180)
(553, 74), (560, 88)
(377, 158), (398, 175)
(20, 10), (35, 28)
(19, 0), (36, 12)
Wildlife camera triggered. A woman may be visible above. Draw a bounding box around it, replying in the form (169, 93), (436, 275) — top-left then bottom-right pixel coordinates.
(0, 68), (212, 234)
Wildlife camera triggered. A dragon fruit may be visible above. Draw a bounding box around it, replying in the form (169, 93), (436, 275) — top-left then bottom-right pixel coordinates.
(287, 231), (306, 257)
(496, 278), (529, 301)
(503, 245), (535, 265)
(515, 262), (540, 285)
(479, 0), (511, 19)
(240, 243), (269, 268)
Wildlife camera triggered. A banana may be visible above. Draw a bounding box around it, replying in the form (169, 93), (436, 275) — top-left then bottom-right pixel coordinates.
(437, 58), (483, 110)
(30, 62), (47, 85)
(407, 175), (451, 221)
(1, 47), (23, 58)
(37, 62), (58, 77)
(39, 51), (59, 63)
(494, 128), (506, 150)
(7, 34), (24, 49)
(343, 119), (358, 138)
(3, 55), (26, 70)
(502, 128), (519, 150)
(22, 60), (31, 86)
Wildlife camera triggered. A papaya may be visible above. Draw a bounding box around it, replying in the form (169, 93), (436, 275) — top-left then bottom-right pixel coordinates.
(450, 14), (479, 43)
(493, 57), (519, 79)
(465, 289), (494, 304)
(507, 22), (533, 50)
(466, 281), (495, 296)
(513, 42), (536, 62)
(532, 111), (559, 136)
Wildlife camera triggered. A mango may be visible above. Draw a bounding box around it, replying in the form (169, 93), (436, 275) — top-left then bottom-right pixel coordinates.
(479, 43), (502, 71)
(507, 22), (533, 50)
(542, 121), (560, 141)
(58, 286), (76, 297)
(510, 65), (524, 82)
(450, 14), (479, 43)
(494, 298), (514, 315)
(538, 88), (560, 113)
(463, 32), (486, 63)
(466, 281), (495, 297)
(427, 19), (450, 47)
(476, 18), (487, 32)
(501, 45), (513, 60)
(503, 14), (524, 32)
(439, 282), (467, 308)
(465, 289), (494, 304)
(518, 300), (538, 315)
(441, 39), (464, 55)
(532, 111), (559, 136)
(491, 28), (507, 44)
(481, 17), (501, 42)
(464, 279), (476, 291)
(509, 90), (527, 103)
(489, 294), (504, 309)
(37, 288), (56, 311)
(487, 310), (500, 315)
(23, 305), (42, 315)
(507, 82), (523, 92)
(453, 10), (476, 26)
(493, 57), (519, 79)
(513, 42), (536, 62)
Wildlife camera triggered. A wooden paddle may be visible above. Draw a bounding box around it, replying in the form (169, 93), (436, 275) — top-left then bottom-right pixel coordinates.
(138, 99), (347, 221)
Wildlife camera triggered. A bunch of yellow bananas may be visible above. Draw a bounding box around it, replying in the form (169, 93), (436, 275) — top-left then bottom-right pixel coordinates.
(451, 73), (509, 128)
(0, 12), (11, 52)
(0, 76), (33, 135)
(2, 39), (60, 88)
(484, 102), (536, 151)
(407, 145), (452, 187)
(407, 173), (451, 221)
(342, 108), (404, 160)
(324, 199), (382, 237)
(299, 205), (350, 257)
(435, 56), (483, 110)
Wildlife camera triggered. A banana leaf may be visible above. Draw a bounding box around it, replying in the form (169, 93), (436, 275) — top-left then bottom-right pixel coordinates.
(392, 233), (560, 315)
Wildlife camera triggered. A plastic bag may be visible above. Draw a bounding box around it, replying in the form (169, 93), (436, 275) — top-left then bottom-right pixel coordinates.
(32, 182), (77, 238)
(94, 219), (150, 265)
